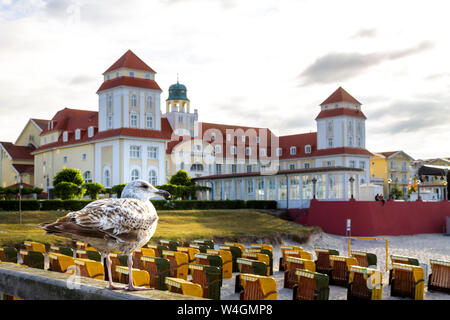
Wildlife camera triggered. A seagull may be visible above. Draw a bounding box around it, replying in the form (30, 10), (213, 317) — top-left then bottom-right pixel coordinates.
(39, 179), (171, 291)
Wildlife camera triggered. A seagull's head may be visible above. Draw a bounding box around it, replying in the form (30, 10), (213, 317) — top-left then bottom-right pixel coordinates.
(121, 179), (171, 202)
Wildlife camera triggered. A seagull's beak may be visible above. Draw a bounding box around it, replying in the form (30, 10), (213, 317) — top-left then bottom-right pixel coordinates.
(155, 189), (171, 200)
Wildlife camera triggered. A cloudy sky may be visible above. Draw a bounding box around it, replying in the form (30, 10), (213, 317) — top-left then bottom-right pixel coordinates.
(0, 0), (449, 159)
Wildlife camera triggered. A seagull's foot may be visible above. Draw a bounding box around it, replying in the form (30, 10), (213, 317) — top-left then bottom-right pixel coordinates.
(125, 284), (155, 291)
(105, 283), (127, 290)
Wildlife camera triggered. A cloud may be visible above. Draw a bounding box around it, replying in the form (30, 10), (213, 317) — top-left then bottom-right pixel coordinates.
(298, 41), (434, 86)
(368, 97), (450, 134)
(425, 72), (450, 80)
(350, 28), (377, 39)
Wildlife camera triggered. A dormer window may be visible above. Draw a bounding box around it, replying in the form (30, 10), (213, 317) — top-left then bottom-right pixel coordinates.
(335, 104), (339, 109)
(107, 74), (111, 80)
(145, 73), (151, 80)
(88, 126), (94, 137)
(290, 146), (296, 155)
(63, 131), (68, 142)
(276, 148), (282, 156)
(75, 129), (81, 140)
(305, 145), (311, 153)
(115, 72), (119, 78)
(129, 71), (135, 77)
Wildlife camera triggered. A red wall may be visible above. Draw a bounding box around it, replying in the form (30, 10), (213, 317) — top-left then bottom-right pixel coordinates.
(291, 199), (450, 236)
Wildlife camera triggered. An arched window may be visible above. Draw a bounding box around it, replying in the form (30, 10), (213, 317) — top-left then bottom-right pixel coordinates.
(149, 170), (157, 185)
(83, 171), (92, 183)
(131, 169), (140, 181)
(190, 164), (204, 171)
(131, 94), (137, 108)
(104, 169), (111, 187)
(147, 96), (153, 111)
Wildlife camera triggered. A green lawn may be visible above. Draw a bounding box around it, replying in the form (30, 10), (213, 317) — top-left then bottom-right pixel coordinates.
(0, 210), (319, 248)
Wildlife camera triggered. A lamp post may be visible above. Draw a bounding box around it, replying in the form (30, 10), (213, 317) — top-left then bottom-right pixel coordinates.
(417, 179), (422, 200)
(349, 176), (355, 199)
(19, 176), (23, 225)
(387, 178), (392, 199)
(443, 180), (448, 201)
(312, 177), (317, 199)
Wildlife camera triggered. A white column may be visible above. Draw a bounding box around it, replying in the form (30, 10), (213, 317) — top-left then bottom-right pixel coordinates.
(343, 172), (348, 200)
(325, 173), (329, 200)
(140, 92), (145, 129)
(263, 177), (268, 200)
(252, 177), (256, 200)
(275, 175), (279, 201)
(231, 178), (236, 200)
(123, 92), (129, 128)
(241, 179), (245, 200)
(221, 180), (225, 200)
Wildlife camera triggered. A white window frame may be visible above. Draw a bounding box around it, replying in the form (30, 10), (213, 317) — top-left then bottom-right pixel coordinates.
(88, 126), (94, 137)
(130, 146), (141, 159)
(146, 115), (154, 129)
(131, 169), (140, 181)
(130, 113), (138, 128)
(149, 169), (158, 185)
(245, 147), (251, 156)
(304, 162), (310, 169)
(260, 148), (266, 157)
(131, 94), (137, 108)
(231, 146), (237, 155)
(103, 167), (111, 187)
(107, 116), (113, 129)
(63, 156), (68, 163)
(83, 171), (92, 183)
(147, 96), (153, 110)
(75, 129), (81, 140)
(63, 131), (68, 142)
(305, 145), (311, 153)
(290, 146), (296, 155)
(147, 147), (158, 159)
(215, 145), (222, 154)
(129, 71), (135, 77)
(289, 163), (296, 170)
(82, 154), (87, 161)
(276, 148), (282, 156)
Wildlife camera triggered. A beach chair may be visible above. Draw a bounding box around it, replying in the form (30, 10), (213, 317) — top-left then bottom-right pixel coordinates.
(428, 259), (450, 293)
(189, 243), (208, 253)
(224, 242), (245, 254)
(165, 277), (203, 298)
(193, 239), (215, 250)
(351, 250), (377, 268)
(389, 255), (420, 284)
(207, 249), (233, 279)
(147, 244), (168, 257)
(24, 241), (46, 254)
(132, 248), (156, 270)
(141, 256), (171, 290)
(347, 266), (383, 300)
(314, 248), (339, 277)
(109, 253), (128, 283)
(390, 263), (424, 300)
(242, 251), (271, 276)
(19, 250), (44, 269)
(76, 241), (87, 250)
(195, 253), (223, 269)
(293, 269), (330, 300)
(74, 258), (105, 280)
(189, 264), (222, 300)
(247, 248), (274, 275)
(160, 239), (181, 251)
(162, 250), (189, 280)
(115, 266), (150, 288)
(284, 257), (316, 289)
(250, 244), (273, 252)
(280, 246), (305, 271)
(329, 255), (358, 287)
(219, 245), (243, 272)
(178, 247), (200, 264)
(239, 274), (277, 300)
(48, 252), (75, 274)
(49, 246), (74, 257)
(235, 258), (268, 293)
(0, 247), (17, 263)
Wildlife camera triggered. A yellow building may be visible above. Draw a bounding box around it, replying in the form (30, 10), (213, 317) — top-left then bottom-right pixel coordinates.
(370, 151), (414, 198)
(0, 119), (49, 188)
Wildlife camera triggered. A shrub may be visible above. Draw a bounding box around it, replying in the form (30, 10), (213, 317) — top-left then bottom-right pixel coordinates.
(111, 184), (126, 198)
(40, 200), (64, 211)
(54, 182), (83, 200)
(168, 170), (192, 186)
(0, 200), (40, 211)
(53, 168), (84, 187)
(83, 183), (106, 200)
(246, 200), (278, 209)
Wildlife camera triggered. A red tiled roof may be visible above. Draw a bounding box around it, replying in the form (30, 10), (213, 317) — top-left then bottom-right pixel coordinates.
(6, 183), (35, 189)
(314, 147), (373, 157)
(97, 76), (162, 93)
(31, 119), (50, 130)
(12, 164), (34, 174)
(378, 151), (399, 158)
(279, 132), (317, 159)
(104, 50), (156, 74)
(320, 87), (362, 106)
(41, 108), (98, 135)
(315, 108), (367, 120)
(0, 142), (35, 160)
(33, 117), (173, 154)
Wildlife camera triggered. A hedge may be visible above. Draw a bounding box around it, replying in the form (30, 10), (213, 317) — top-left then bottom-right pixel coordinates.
(0, 200), (277, 211)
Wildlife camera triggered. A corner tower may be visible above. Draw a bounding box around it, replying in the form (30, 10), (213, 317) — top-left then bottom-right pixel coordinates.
(97, 50), (163, 132)
(315, 87), (367, 150)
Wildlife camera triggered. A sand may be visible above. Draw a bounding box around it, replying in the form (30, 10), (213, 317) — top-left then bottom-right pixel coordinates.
(212, 232), (450, 300)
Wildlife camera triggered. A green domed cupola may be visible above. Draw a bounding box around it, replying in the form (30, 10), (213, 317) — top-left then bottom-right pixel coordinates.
(167, 81), (189, 101)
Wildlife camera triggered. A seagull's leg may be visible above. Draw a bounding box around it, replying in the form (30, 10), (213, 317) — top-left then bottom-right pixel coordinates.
(125, 253), (153, 291)
(105, 254), (126, 290)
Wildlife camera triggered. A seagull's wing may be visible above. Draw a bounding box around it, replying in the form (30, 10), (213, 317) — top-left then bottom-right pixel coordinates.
(40, 198), (157, 243)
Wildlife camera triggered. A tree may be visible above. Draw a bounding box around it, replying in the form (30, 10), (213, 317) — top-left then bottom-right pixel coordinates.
(389, 186), (403, 200)
(83, 183), (106, 200)
(53, 168), (85, 200)
(168, 170), (192, 186)
(54, 182), (84, 200)
(111, 184), (126, 198)
(53, 168), (84, 187)
(32, 187), (44, 195)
